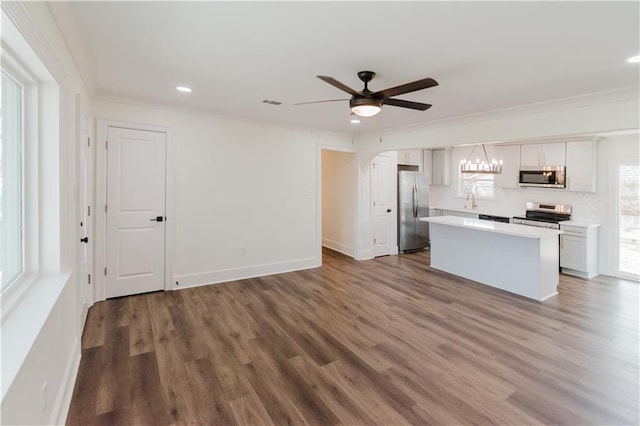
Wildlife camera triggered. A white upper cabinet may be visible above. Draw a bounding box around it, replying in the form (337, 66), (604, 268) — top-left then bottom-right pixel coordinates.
(397, 149), (423, 170)
(520, 144), (541, 167)
(566, 140), (597, 192)
(423, 149), (432, 184)
(432, 148), (451, 186)
(543, 142), (566, 166)
(494, 145), (521, 188)
(520, 142), (566, 167)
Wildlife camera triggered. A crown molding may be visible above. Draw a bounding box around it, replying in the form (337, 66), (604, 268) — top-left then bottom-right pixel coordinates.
(2, 1), (66, 82)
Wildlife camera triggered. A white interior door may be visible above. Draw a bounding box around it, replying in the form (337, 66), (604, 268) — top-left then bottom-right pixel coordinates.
(78, 105), (93, 321)
(371, 154), (395, 257)
(106, 126), (166, 298)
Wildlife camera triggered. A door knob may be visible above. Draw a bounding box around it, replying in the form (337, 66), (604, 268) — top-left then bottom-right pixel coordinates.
(80, 237), (89, 243)
(150, 216), (164, 222)
(387, 209), (392, 213)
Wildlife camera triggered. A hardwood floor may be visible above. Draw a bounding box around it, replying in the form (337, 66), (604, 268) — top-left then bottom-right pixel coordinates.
(67, 248), (639, 425)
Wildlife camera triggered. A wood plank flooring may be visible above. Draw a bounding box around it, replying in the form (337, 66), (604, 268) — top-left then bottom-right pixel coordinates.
(67, 248), (639, 425)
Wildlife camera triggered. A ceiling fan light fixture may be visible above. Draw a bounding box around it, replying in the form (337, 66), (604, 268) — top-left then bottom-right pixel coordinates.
(350, 98), (382, 117)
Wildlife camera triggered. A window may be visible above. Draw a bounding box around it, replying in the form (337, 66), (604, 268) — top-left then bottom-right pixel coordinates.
(455, 146), (497, 199)
(460, 172), (495, 199)
(0, 69), (23, 292)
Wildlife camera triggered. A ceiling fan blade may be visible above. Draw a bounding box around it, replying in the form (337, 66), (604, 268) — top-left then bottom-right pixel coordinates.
(383, 98), (432, 111)
(294, 98), (348, 106)
(317, 75), (360, 96)
(373, 77), (438, 99)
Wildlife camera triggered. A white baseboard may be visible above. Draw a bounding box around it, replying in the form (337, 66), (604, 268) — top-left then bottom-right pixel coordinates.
(52, 336), (81, 425)
(173, 256), (321, 289)
(322, 238), (355, 258)
(356, 249), (373, 261)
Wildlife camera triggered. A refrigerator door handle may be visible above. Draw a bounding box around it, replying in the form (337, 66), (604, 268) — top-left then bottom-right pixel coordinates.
(413, 184), (419, 218)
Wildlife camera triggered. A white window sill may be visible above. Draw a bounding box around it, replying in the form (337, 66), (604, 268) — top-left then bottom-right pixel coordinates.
(0, 272), (72, 400)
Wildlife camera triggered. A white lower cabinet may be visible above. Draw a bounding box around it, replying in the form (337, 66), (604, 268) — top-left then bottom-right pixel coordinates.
(560, 223), (600, 278)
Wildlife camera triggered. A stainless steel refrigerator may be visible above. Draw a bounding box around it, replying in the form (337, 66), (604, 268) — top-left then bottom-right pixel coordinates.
(398, 165), (430, 253)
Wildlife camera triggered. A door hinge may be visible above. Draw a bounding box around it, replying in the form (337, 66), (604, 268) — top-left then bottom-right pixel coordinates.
(87, 137), (90, 147)
(374, 238), (377, 244)
(373, 201), (376, 206)
(87, 205), (91, 216)
(105, 204), (107, 213)
(105, 140), (108, 149)
(104, 267), (107, 275)
(88, 274), (91, 284)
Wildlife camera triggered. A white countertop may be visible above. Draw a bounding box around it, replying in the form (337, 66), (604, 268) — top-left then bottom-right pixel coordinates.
(431, 206), (524, 218)
(421, 215), (563, 239)
(560, 220), (601, 228)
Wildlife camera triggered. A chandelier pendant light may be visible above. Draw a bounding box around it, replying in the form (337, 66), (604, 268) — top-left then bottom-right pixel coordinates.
(460, 144), (503, 174)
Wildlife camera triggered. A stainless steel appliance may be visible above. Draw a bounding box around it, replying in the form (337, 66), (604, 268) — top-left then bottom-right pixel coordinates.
(398, 165), (430, 253)
(478, 214), (510, 223)
(512, 202), (572, 229)
(519, 166), (566, 188)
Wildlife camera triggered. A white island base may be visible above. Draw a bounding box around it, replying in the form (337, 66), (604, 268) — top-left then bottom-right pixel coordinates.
(422, 216), (563, 301)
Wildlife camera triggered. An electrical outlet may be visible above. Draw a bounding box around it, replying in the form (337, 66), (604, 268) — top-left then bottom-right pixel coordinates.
(240, 248), (246, 256)
(41, 381), (47, 412)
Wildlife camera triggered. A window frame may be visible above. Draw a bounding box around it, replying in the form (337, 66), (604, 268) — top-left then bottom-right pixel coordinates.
(453, 146), (498, 200)
(0, 57), (38, 301)
(458, 171), (497, 200)
(0, 32), (58, 320)
(1, 67), (25, 290)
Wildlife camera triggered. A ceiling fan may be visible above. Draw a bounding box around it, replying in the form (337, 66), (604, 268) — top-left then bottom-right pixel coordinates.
(296, 71), (438, 117)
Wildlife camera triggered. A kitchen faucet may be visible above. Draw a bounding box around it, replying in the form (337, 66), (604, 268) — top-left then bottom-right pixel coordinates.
(466, 192), (477, 209)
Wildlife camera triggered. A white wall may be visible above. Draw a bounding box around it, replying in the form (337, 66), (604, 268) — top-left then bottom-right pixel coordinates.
(1, 2), (91, 424)
(92, 100), (353, 288)
(1, 2), (637, 424)
(321, 150), (357, 257)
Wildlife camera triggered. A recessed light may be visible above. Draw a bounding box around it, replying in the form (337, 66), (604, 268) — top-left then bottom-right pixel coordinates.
(627, 55), (640, 63)
(176, 86), (192, 93)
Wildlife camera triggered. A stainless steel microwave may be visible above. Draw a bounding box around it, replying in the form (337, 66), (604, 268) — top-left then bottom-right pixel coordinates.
(518, 166), (566, 188)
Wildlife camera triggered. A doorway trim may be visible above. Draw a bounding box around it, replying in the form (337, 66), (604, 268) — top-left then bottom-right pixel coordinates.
(76, 97), (93, 325)
(611, 158), (640, 280)
(316, 144), (358, 264)
(95, 119), (175, 301)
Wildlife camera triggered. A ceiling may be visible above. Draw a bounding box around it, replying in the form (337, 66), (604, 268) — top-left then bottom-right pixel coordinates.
(51, 1), (639, 134)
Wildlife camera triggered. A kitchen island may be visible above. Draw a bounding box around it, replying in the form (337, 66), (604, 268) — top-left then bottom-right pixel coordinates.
(421, 216), (563, 301)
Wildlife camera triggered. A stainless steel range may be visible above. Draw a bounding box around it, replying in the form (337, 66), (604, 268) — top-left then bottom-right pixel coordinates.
(512, 202), (571, 229)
